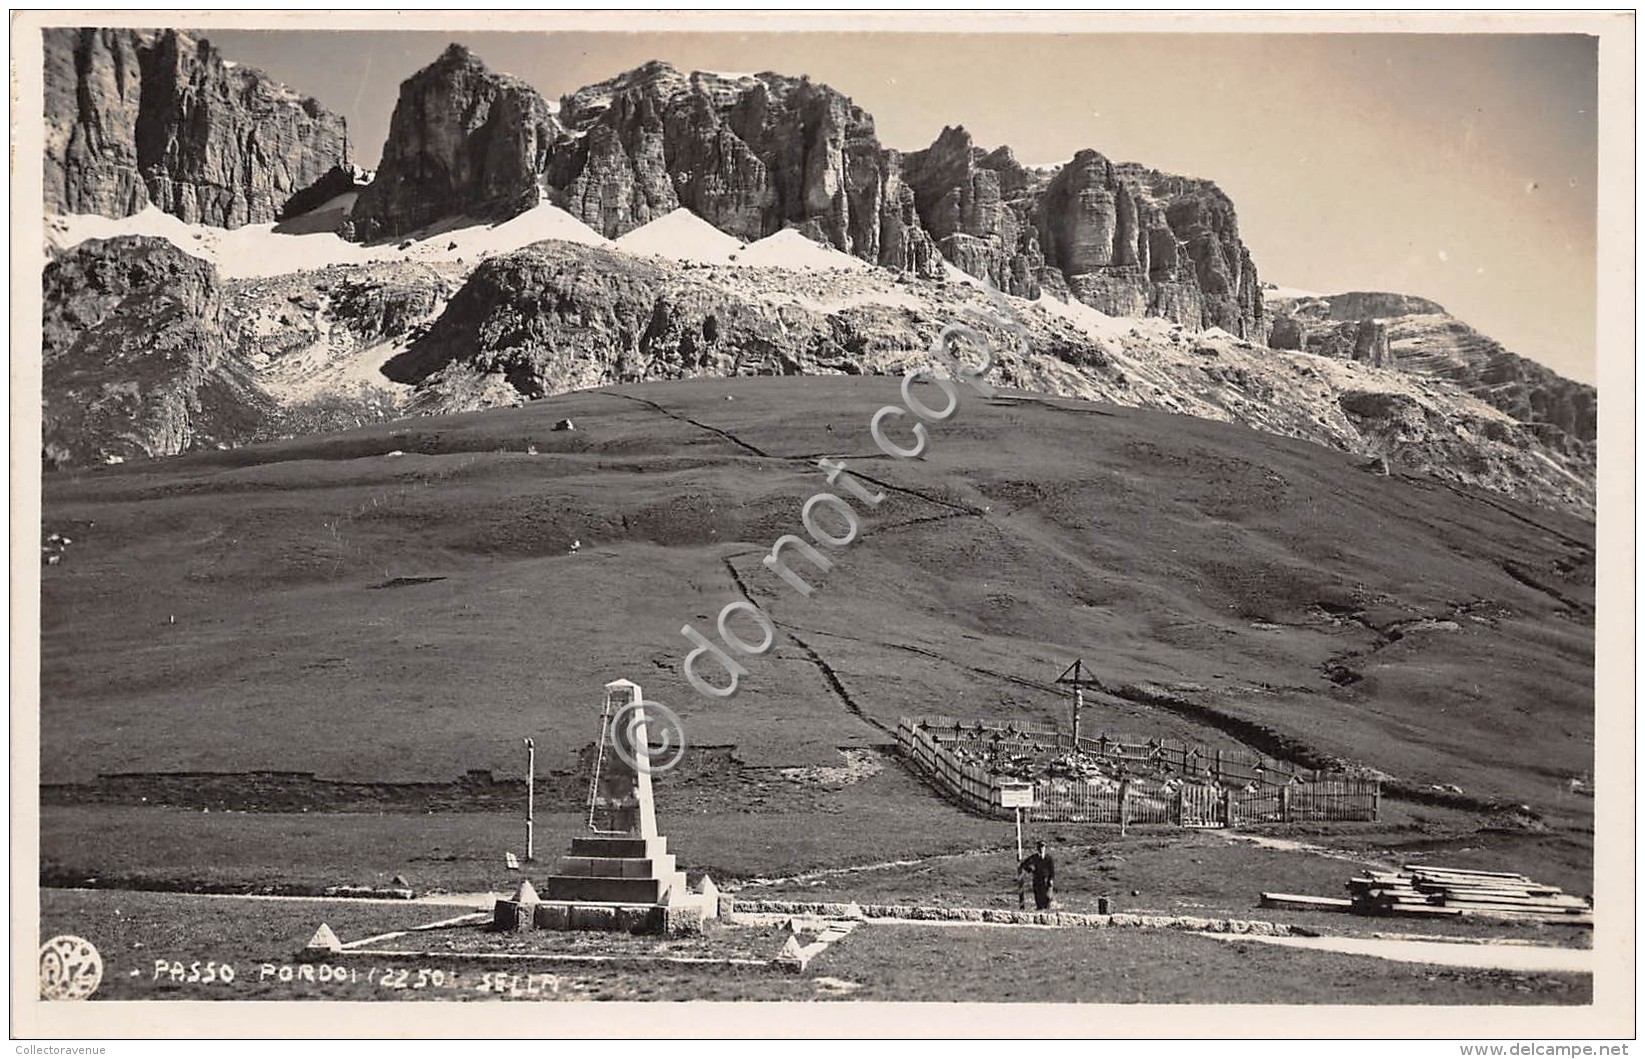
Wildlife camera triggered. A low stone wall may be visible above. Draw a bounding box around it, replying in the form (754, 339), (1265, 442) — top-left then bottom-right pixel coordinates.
(732, 899), (1296, 936)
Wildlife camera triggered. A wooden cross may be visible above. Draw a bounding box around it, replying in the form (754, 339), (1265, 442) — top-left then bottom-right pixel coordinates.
(1053, 659), (1104, 748)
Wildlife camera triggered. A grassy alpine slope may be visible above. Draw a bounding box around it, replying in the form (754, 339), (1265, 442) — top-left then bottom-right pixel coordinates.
(39, 375), (1593, 899)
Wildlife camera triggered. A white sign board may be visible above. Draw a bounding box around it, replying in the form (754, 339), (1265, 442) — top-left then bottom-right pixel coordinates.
(998, 783), (1036, 808)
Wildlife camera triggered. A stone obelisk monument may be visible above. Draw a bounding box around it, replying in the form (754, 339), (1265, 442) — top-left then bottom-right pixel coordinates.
(586, 678), (658, 838)
(494, 678), (719, 935)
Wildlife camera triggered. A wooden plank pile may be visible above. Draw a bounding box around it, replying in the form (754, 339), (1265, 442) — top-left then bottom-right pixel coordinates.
(1259, 893), (1355, 913)
(1346, 864), (1592, 924)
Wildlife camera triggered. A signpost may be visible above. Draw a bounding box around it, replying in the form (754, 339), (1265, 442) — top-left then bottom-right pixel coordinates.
(999, 782), (1036, 861)
(523, 737), (536, 862)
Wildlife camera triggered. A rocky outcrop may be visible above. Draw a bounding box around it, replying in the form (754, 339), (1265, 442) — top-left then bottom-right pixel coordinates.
(893, 132), (1266, 337)
(376, 241), (1008, 406)
(216, 262), (463, 436)
(379, 243), (917, 410)
(877, 155), (943, 276)
(43, 28), (351, 227)
(1120, 164), (1266, 340)
(1316, 291), (1446, 320)
(552, 72), (1267, 336)
(1268, 312), (1308, 351)
(42, 236), (274, 467)
(543, 62), (689, 238)
(352, 54), (948, 272)
(1035, 152), (1160, 319)
(900, 127), (1048, 295)
(43, 29), (147, 218)
(226, 265), (455, 369)
(1351, 320), (1391, 367)
(545, 63), (933, 271)
(1297, 318), (1390, 367)
(348, 44), (562, 241)
(1330, 386), (1573, 507)
(1271, 291), (1595, 450)
(1389, 316), (1597, 451)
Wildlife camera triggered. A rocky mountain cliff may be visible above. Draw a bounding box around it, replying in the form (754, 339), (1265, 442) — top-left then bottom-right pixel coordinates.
(1269, 291), (1596, 457)
(348, 44), (558, 241)
(891, 130), (1262, 339)
(348, 49), (1266, 339)
(37, 33), (1598, 518)
(43, 28), (350, 227)
(42, 236), (274, 466)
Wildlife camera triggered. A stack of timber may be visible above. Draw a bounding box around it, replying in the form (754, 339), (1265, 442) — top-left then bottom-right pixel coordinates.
(1257, 893), (1355, 914)
(1346, 864), (1593, 924)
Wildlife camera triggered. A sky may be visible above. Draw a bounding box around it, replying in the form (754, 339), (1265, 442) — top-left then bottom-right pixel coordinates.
(201, 27), (1601, 383)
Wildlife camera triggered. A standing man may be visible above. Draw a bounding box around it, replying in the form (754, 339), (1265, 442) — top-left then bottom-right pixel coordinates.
(1018, 840), (1056, 911)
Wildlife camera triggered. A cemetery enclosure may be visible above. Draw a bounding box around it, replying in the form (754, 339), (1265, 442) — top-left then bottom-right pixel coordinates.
(896, 716), (1381, 826)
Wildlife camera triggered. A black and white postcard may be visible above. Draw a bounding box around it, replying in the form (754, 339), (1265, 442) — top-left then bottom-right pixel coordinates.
(10, 8), (1635, 1044)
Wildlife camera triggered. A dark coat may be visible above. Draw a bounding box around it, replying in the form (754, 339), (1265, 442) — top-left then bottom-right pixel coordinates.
(1018, 851), (1055, 888)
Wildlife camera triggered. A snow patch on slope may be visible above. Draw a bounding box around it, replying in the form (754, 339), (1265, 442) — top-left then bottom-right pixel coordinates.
(1033, 292), (1137, 344)
(941, 262), (990, 289)
(46, 201), (612, 279)
(260, 336), (416, 405)
(399, 202), (609, 260)
(271, 191), (359, 236)
(729, 228), (871, 272)
(613, 208), (746, 264)
(46, 207), (370, 278)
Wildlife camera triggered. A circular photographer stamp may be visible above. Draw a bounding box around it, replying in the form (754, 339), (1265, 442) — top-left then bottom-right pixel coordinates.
(40, 935), (103, 1000)
(611, 698), (687, 775)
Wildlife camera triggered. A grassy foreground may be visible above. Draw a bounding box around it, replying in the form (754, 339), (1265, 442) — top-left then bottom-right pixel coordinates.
(38, 889), (1589, 1005)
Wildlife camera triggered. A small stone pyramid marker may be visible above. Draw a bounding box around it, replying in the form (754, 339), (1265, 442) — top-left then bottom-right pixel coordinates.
(303, 923), (342, 954)
(512, 879), (540, 904)
(776, 933), (813, 972)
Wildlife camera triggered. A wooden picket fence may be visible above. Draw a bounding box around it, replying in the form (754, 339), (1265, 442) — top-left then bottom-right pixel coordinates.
(899, 718), (1001, 815)
(906, 714), (1326, 788)
(896, 717), (1380, 826)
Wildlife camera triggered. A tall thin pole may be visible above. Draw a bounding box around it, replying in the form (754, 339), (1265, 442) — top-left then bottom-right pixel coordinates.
(1073, 686), (1083, 749)
(524, 737), (536, 862)
(1015, 807), (1023, 862)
